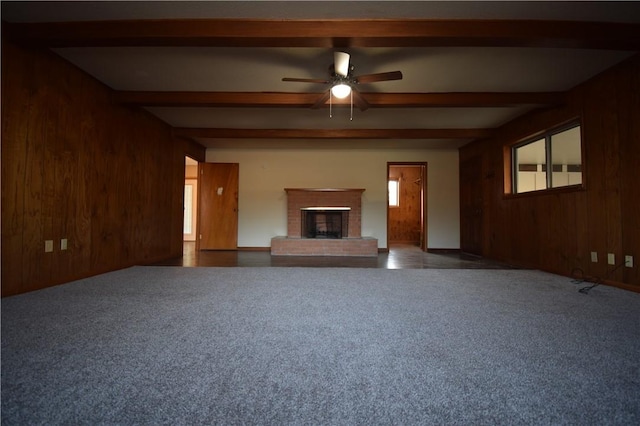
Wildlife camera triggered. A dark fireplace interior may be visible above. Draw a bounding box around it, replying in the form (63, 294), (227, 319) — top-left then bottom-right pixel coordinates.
(302, 209), (350, 239)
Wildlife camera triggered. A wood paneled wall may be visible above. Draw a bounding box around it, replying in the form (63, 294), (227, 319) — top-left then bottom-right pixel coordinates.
(185, 165), (198, 179)
(1, 41), (203, 296)
(459, 54), (640, 290)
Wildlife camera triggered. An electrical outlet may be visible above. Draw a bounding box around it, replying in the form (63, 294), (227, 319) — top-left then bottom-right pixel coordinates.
(608, 253), (615, 265)
(61, 238), (68, 250)
(626, 255), (634, 268)
(45, 240), (54, 253)
(590, 252), (598, 263)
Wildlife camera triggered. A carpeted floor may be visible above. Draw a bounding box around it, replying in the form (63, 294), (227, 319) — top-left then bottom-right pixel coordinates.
(2, 267), (639, 425)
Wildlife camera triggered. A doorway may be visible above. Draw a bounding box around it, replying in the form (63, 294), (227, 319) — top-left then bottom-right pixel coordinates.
(184, 156), (199, 242)
(387, 163), (427, 251)
(184, 159), (240, 252)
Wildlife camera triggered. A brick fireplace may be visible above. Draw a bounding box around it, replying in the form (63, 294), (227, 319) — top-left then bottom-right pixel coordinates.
(270, 188), (378, 257)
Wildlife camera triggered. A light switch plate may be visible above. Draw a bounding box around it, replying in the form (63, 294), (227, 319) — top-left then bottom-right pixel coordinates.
(626, 255), (634, 268)
(590, 252), (598, 263)
(607, 253), (615, 265)
(45, 240), (54, 253)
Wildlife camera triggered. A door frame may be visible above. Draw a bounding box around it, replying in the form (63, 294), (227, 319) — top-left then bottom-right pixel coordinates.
(387, 162), (428, 251)
(184, 156), (200, 248)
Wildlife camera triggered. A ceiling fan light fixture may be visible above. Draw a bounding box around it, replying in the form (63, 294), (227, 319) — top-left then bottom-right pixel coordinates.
(331, 83), (351, 99)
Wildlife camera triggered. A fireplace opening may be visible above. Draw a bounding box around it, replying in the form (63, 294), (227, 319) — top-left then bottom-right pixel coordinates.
(301, 207), (350, 239)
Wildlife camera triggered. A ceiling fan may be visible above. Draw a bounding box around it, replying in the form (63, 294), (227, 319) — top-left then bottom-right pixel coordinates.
(282, 51), (403, 112)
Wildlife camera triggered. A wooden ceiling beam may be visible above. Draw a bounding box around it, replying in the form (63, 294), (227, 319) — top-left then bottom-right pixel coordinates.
(115, 91), (564, 108)
(353, 92), (565, 107)
(116, 91), (323, 108)
(5, 19), (640, 50)
(172, 128), (493, 140)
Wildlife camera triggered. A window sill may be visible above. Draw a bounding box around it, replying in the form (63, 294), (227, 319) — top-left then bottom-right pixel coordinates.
(504, 184), (585, 199)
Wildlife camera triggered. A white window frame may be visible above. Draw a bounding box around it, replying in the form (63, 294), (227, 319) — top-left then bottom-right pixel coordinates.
(511, 121), (583, 194)
(388, 179), (400, 207)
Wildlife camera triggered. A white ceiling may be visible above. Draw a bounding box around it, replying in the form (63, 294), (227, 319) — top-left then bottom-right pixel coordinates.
(3, 1), (639, 150)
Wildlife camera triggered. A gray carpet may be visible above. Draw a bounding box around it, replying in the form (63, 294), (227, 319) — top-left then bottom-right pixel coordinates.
(2, 267), (639, 425)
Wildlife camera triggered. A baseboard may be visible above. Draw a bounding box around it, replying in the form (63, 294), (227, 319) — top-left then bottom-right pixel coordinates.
(427, 248), (462, 254)
(600, 278), (640, 293)
(459, 250), (483, 258)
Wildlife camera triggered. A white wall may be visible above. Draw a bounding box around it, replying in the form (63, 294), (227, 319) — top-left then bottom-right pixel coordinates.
(206, 146), (460, 249)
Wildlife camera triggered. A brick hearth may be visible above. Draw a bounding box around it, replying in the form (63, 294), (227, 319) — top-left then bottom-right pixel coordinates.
(270, 188), (378, 257)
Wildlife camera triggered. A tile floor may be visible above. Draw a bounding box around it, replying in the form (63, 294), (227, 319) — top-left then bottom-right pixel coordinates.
(153, 242), (516, 269)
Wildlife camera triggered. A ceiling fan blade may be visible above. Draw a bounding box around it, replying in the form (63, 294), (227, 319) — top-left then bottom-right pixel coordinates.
(334, 51), (350, 77)
(352, 89), (370, 111)
(282, 77), (330, 84)
(311, 90), (331, 109)
(355, 71), (403, 84)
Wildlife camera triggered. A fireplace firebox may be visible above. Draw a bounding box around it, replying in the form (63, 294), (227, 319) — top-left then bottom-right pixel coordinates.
(301, 207), (350, 239)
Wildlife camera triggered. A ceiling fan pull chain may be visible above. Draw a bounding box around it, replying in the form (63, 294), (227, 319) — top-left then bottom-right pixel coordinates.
(329, 90), (333, 118)
(350, 89), (353, 121)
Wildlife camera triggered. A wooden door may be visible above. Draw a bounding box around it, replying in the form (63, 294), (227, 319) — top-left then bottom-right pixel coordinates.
(199, 163), (239, 250)
(460, 156), (483, 256)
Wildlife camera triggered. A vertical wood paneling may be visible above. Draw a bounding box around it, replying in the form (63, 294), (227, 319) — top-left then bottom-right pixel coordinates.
(486, 151), (507, 260)
(460, 54), (640, 289)
(1, 40), (191, 296)
(618, 58), (640, 285)
(582, 73), (620, 281)
(563, 191), (583, 272)
(186, 165), (198, 179)
(1, 41), (33, 290)
(460, 156), (483, 255)
(601, 69), (624, 282)
(22, 46), (49, 288)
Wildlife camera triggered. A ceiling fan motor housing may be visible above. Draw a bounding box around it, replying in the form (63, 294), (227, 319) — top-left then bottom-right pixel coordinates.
(329, 64), (356, 85)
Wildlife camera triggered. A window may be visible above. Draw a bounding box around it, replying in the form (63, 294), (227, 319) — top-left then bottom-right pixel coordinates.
(512, 122), (582, 194)
(388, 179), (400, 207)
(183, 184), (193, 234)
